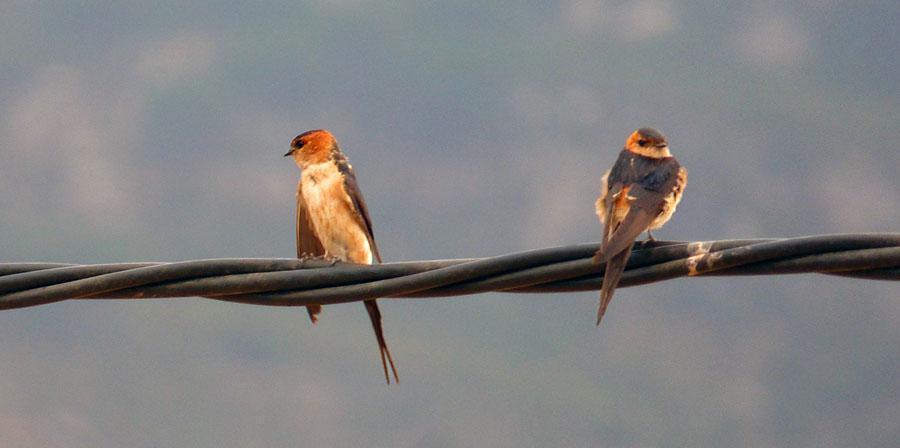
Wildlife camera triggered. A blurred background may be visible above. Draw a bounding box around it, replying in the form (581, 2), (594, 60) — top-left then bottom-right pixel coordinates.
(1, 1), (898, 446)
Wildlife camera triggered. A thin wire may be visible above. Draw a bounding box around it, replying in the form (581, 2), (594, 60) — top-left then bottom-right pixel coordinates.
(1, 233), (897, 310)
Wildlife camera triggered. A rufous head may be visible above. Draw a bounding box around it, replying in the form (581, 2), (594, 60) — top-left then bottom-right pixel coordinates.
(624, 127), (671, 158)
(284, 129), (338, 166)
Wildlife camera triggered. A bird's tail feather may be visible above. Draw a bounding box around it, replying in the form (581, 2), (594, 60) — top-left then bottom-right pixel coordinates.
(596, 242), (634, 325)
(364, 299), (399, 384)
(306, 305), (322, 324)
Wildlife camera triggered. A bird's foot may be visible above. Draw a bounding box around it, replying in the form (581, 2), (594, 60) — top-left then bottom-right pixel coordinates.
(298, 254), (341, 266)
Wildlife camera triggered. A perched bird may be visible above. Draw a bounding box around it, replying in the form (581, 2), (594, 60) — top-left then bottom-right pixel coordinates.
(593, 128), (687, 325)
(285, 129), (398, 384)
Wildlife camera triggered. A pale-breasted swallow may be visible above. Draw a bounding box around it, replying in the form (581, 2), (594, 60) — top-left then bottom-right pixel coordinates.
(593, 128), (687, 325)
(285, 129), (398, 384)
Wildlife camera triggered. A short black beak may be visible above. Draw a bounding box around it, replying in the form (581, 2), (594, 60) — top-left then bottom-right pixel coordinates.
(284, 149), (295, 157)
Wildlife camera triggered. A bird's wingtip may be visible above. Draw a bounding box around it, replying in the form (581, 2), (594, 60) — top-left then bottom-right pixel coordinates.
(596, 300), (608, 326)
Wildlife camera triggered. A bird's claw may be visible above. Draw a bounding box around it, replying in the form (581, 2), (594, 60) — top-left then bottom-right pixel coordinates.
(297, 254), (341, 266)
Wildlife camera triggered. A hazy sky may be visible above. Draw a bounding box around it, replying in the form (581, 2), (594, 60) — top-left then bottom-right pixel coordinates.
(1, 1), (898, 447)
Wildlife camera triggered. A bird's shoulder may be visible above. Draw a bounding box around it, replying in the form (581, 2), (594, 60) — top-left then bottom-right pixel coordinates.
(608, 150), (680, 192)
(330, 150), (356, 179)
(638, 157), (681, 192)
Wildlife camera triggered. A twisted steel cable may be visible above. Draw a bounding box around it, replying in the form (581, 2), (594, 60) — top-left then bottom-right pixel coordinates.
(1, 233), (897, 311)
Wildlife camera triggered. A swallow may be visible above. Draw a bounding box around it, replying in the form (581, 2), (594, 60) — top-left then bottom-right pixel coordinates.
(285, 129), (398, 384)
(593, 128), (687, 325)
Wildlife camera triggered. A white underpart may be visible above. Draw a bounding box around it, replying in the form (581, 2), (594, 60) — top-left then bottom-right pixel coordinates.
(595, 168), (611, 223)
(648, 166), (687, 230)
(301, 160), (374, 264)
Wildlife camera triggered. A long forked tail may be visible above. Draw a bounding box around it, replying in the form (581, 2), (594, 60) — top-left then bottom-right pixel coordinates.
(595, 242), (635, 325)
(364, 299), (399, 384)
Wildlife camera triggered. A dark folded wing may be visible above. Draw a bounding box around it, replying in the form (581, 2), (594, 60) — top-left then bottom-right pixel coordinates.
(296, 180), (325, 322)
(600, 183), (623, 251)
(335, 156), (382, 263)
(599, 159), (682, 261)
(296, 180), (325, 258)
(598, 202), (658, 262)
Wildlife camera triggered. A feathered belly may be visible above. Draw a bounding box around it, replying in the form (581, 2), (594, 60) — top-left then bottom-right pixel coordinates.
(595, 169), (614, 224)
(649, 167), (687, 230)
(595, 169), (632, 226)
(302, 168), (373, 264)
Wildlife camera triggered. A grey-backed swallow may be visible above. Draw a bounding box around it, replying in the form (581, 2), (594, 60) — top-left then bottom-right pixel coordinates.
(285, 129), (398, 384)
(593, 128), (687, 325)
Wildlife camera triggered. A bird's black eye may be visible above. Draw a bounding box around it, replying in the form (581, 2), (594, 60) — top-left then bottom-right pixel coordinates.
(637, 139), (648, 147)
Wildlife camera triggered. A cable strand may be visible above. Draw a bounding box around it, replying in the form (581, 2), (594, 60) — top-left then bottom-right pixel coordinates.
(1, 234), (897, 310)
